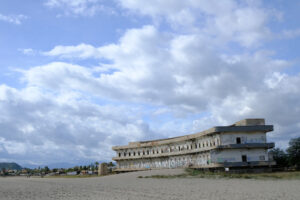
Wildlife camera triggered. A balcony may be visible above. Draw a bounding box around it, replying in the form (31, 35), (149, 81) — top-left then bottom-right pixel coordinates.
(217, 143), (275, 149)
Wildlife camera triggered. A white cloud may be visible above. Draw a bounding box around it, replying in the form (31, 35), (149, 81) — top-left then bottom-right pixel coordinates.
(45, 0), (115, 16)
(0, 82), (155, 165)
(281, 29), (300, 39)
(18, 48), (37, 56)
(42, 43), (101, 59)
(118, 0), (276, 47)
(0, 13), (27, 25)
(40, 23), (299, 149)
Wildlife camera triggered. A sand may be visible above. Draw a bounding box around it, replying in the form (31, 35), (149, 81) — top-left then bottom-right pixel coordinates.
(0, 169), (299, 200)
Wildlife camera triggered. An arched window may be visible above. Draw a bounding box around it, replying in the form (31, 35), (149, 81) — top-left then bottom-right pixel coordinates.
(138, 151), (140, 156)
(133, 152), (136, 156)
(124, 152), (126, 157)
(118, 153), (121, 157)
(195, 143), (197, 149)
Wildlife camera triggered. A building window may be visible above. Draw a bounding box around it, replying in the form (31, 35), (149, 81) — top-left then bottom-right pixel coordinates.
(242, 155), (247, 162)
(259, 155), (265, 161)
(138, 151), (140, 156)
(195, 144), (197, 149)
(236, 137), (241, 144)
(133, 152), (136, 156)
(179, 146), (181, 151)
(153, 150), (155, 154)
(129, 152), (131, 156)
(124, 152), (126, 157)
(147, 150), (149, 155)
(190, 144), (193, 149)
(143, 151), (145, 155)
(119, 153), (121, 157)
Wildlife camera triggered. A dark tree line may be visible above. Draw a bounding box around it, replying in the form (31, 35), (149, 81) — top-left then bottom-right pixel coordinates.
(269, 137), (300, 168)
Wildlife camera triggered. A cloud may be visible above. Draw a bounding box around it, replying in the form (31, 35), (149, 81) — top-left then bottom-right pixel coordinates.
(0, 13), (27, 25)
(45, 0), (115, 16)
(40, 23), (299, 149)
(118, 0), (276, 47)
(18, 48), (37, 56)
(281, 29), (300, 39)
(0, 83), (155, 166)
(42, 43), (101, 59)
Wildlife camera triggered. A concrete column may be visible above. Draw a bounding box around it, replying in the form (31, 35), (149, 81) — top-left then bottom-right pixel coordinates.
(98, 163), (108, 176)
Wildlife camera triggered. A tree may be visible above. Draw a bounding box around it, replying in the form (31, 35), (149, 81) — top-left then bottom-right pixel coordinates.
(44, 166), (50, 173)
(269, 148), (289, 167)
(287, 137), (300, 168)
(108, 162), (115, 167)
(74, 166), (79, 172)
(95, 162), (99, 170)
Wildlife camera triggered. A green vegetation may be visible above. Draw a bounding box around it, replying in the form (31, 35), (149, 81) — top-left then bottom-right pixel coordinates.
(46, 174), (99, 178)
(269, 137), (300, 168)
(138, 169), (300, 180)
(1, 161), (116, 177)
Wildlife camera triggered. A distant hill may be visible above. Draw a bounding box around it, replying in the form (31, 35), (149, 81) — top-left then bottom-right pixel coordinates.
(0, 162), (22, 170)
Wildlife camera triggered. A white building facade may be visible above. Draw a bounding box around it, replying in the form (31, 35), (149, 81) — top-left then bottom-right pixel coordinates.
(112, 119), (275, 172)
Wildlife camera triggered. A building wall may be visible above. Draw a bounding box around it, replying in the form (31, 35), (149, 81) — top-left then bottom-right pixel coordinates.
(117, 152), (212, 169)
(211, 149), (268, 163)
(220, 132), (266, 145)
(115, 134), (221, 159)
(114, 131), (272, 171)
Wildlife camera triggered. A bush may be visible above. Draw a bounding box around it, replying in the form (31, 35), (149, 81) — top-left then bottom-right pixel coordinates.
(287, 137), (300, 168)
(269, 148), (289, 167)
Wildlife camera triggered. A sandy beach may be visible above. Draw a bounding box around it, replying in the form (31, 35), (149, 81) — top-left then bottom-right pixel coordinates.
(0, 169), (299, 200)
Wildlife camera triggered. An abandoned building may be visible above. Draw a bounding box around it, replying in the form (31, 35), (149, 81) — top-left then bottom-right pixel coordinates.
(112, 119), (276, 172)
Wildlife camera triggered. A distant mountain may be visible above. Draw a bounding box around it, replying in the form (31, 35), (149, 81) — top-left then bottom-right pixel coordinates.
(0, 162), (22, 170)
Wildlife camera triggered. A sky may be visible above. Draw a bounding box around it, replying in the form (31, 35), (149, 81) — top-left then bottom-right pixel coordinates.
(0, 0), (300, 168)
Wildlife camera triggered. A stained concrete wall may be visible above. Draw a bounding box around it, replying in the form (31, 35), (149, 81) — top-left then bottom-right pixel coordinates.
(115, 134), (220, 159)
(220, 132), (266, 145)
(211, 149), (268, 163)
(117, 152), (212, 169)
